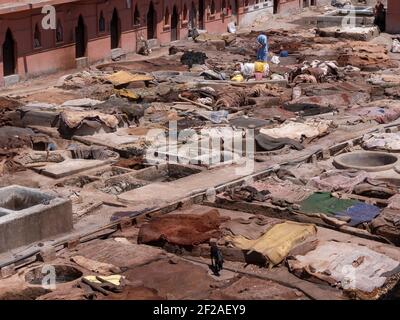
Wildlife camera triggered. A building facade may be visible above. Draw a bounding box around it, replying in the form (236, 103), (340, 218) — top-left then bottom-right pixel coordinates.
(0, 0), (311, 86)
(387, 0), (400, 34)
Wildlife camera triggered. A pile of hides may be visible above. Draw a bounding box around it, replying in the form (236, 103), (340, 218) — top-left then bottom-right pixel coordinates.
(56, 69), (105, 89)
(255, 133), (304, 151)
(106, 71), (154, 87)
(337, 42), (397, 71)
(289, 60), (340, 83)
(14, 151), (64, 166)
(306, 170), (368, 193)
(68, 145), (118, 161)
(0, 150), (25, 176)
(0, 97), (22, 126)
(194, 32), (236, 46)
(353, 179), (397, 199)
(180, 51), (208, 68)
(215, 84), (289, 111)
(94, 97), (145, 124)
(201, 70), (226, 80)
(265, 29), (314, 53)
(71, 255), (121, 275)
(61, 98), (103, 108)
(284, 91), (369, 116)
(300, 192), (380, 226)
(0, 126), (50, 150)
(226, 221), (317, 266)
(222, 215), (275, 240)
(287, 241), (400, 300)
(370, 208), (400, 245)
(348, 100), (400, 124)
(215, 87), (249, 110)
(138, 209), (226, 246)
(222, 185), (270, 202)
(259, 119), (332, 143)
(368, 74), (400, 87)
(56, 110), (122, 137)
(249, 179), (314, 205)
(362, 132), (400, 151)
(384, 86), (400, 98)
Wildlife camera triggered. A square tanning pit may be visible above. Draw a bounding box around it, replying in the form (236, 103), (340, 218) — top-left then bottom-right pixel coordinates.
(96, 175), (150, 195)
(132, 163), (202, 183)
(0, 185), (72, 253)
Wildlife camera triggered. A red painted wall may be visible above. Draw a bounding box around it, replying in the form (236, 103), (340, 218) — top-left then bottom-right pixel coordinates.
(0, 0), (296, 84)
(387, 0), (400, 34)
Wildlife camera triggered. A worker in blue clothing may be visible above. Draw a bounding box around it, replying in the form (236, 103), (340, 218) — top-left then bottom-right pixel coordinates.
(256, 34), (269, 62)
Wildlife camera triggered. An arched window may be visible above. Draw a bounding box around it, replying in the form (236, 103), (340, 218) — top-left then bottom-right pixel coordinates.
(134, 4), (140, 25)
(56, 20), (64, 43)
(33, 24), (41, 48)
(183, 4), (188, 21)
(244, 0), (249, 6)
(164, 6), (170, 25)
(210, 0), (216, 14)
(99, 11), (105, 32)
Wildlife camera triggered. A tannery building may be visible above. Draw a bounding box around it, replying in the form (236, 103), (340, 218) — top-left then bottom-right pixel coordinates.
(0, 0), (320, 86)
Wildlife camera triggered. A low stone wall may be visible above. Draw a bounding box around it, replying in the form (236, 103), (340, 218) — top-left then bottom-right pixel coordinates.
(0, 186), (72, 253)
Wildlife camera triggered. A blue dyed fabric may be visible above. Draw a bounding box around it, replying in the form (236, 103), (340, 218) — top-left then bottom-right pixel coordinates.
(335, 203), (380, 227)
(280, 50), (289, 57)
(256, 34), (269, 62)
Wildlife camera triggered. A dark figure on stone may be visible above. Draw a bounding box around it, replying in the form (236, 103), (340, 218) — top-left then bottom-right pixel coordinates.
(373, 0), (386, 32)
(210, 239), (224, 276)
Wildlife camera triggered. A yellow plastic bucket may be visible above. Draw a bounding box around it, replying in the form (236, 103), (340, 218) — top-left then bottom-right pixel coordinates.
(254, 61), (265, 73)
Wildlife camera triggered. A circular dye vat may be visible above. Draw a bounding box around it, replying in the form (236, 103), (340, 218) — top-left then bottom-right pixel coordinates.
(25, 265), (83, 285)
(333, 151), (398, 172)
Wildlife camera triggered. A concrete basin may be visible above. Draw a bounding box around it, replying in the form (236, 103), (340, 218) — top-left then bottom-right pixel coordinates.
(333, 151), (399, 172)
(0, 185), (72, 252)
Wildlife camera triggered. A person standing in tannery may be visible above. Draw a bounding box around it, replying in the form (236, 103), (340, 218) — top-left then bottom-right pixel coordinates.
(210, 239), (224, 276)
(256, 34), (269, 62)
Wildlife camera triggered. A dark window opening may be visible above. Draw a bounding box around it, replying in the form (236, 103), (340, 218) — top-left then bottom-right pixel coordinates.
(110, 8), (121, 49)
(189, 2), (197, 28)
(171, 5), (179, 41)
(2, 28), (16, 76)
(33, 24), (41, 48)
(56, 20), (64, 43)
(222, 0), (227, 15)
(147, 1), (157, 39)
(134, 4), (140, 25)
(164, 7), (170, 25)
(199, 0), (205, 29)
(210, 0), (216, 14)
(183, 4), (188, 21)
(273, 0), (279, 13)
(75, 15), (87, 58)
(99, 11), (106, 32)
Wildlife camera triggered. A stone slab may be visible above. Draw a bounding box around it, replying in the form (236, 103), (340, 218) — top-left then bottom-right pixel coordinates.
(35, 159), (108, 179)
